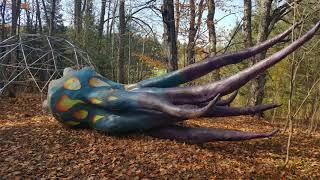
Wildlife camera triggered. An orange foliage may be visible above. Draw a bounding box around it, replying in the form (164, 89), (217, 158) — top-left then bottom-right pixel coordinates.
(21, 3), (29, 10)
(134, 53), (166, 69)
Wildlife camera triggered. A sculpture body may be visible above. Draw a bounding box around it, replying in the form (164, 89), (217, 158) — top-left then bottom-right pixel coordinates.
(45, 21), (320, 143)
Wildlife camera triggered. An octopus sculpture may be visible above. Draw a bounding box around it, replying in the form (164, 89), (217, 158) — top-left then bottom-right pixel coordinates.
(44, 21), (319, 143)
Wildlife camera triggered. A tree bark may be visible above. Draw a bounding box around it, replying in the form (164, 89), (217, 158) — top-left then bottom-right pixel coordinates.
(74, 0), (82, 37)
(187, 0), (204, 66)
(109, 0), (118, 35)
(207, 0), (219, 80)
(98, 0), (107, 37)
(35, 0), (42, 33)
(41, 0), (50, 28)
(117, 0), (126, 83)
(162, 0), (178, 72)
(243, 0), (253, 48)
(250, 0), (272, 117)
(11, 0), (21, 36)
(7, 0), (21, 97)
(1, 0), (7, 40)
(186, 0), (196, 66)
(175, 0), (180, 37)
(49, 0), (56, 35)
(243, 0), (254, 105)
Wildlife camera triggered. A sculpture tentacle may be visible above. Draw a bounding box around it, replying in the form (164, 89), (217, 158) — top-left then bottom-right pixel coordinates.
(205, 103), (281, 117)
(158, 21), (320, 104)
(147, 125), (279, 143)
(82, 87), (221, 118)
(137, 24), (297, 88)
(216, 90), (238, 106)
(136, 93), (221, 118)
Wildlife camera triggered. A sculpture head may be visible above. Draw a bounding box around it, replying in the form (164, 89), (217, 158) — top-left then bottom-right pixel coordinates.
(44, 21), (320, 143)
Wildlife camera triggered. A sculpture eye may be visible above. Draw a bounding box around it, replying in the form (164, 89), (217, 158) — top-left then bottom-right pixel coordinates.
(88, 77), (110, 87)
(64, 77), (81, 90)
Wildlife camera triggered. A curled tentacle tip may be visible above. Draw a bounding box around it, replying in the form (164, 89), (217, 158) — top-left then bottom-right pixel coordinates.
(271, 103), (282, 108)
(205, 93), (221, 109)
(268, 129), (280, 136)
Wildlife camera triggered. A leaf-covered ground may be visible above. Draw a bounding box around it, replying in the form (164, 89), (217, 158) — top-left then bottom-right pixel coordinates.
(1, 94), (319, 178)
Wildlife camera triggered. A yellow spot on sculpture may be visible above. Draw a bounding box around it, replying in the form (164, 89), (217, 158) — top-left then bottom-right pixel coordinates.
(64, 121), (80, 126)
(73, 110), (88, 120)
(89, 77), (110, 87)
(90, 98), (102, 104)
(64, 77), (81, 90)
(92, 115), (104, 123)
(55, 94), (84, 112)
(107, 96), (118, 101)
(124, 84), (137, 90)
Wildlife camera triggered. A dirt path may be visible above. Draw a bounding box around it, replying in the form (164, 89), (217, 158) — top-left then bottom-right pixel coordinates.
(1, 95), (319, 178)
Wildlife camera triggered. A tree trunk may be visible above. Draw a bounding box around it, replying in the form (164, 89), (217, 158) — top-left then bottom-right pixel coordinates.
(243, 0), (254, 105)
(49, 0), (56, 35)
(106, 0), (112, 34)
(11, 0), (21, 36)
(7, 0), (21, 97)
(117, 0), (126, 83)
(35, 0), (42, 33)
(207, 0), (219, 80)
(1, 0), (7, 40)
(162, 0), (178, 72)
(186, 0), (196, 66)
(41, 0), (50, 28)
(250, 0), (272, 117)
(243, 0), (253, 48)
(175, 0), (180, 37)
(82, 0), (93, 50)
(98, 0), (107, 37)
(109, 0), (118, 35)
(187, 0), (204, 67)
(24, 0), (32, 33)
(74, 0), (82, 37)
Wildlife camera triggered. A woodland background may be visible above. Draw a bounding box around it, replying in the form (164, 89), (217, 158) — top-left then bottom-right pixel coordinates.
(1, 0), (320, 177)
(0, 0), (319, 127)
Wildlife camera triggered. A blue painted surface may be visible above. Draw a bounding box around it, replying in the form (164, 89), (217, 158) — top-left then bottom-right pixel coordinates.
(47, 67), (177, 134)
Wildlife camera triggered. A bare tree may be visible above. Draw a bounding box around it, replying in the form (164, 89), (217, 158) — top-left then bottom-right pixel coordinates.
(162, 0), (178, 72)
(250, 0), (292, 115)
(243, 0), (253, 48)
(207, 0), (218, 80)
(98, 0), (107, 37)
(11, 0), (21, 36)
(175, 0), (180, 38)
(74, 0), (82, 37)
(117, 0), (126, 83)
(187, 0), (205, 66)
(35, 0), (43, 33)
(187, 0), (196, 66)
(49, 0), (56, 35)
(1, 0), (7, 40)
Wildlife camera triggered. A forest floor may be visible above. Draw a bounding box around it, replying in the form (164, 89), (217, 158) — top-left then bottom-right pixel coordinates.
(0, 94), (319, 179)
